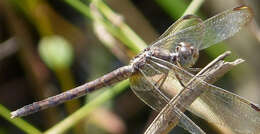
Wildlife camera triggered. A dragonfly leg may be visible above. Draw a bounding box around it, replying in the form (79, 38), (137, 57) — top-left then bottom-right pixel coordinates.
(157, 72), (169, 89)
(145, 62), (173, 93)
(145, 58), (171, 90)
(144, 63), (169, 90)
(175, 72), (187, 88)
(150, 67), (169, 90)
(138, 66), (170, 103)
(175, 61), (194, 90)
(147, 55), (194, 91)
(174, 67), (196, 92)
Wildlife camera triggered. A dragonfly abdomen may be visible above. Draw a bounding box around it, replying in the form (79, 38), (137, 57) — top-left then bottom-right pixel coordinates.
(11, 65), (133, 118)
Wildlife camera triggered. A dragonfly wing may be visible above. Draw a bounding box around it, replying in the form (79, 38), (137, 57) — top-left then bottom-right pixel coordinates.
(147, 56), (260, 134)
(129, 60), (206, 134)
(150, 16), (205, 53)
(176, 108), (206, 134)
(199, 6), (253, 50)
(129, 63), (169, 111)
(158, 15), (203, 40)
(130, 58), (188, 111)
(189, 84), (260, 134)
(151, 6), (252, 52)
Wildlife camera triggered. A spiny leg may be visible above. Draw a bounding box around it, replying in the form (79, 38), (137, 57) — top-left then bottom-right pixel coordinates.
(175, 62), (193, 90)
(144, 63), (167, 88)
(145, 58), (189, 109)
(138, 67), (170, 103)
(147, 56), (197, 100)
(157, 72), (169, 90)
(145, 59), (170, 89)
(175, 71), (188, 89)
(146, 57), (185, 95)
(148, 55), (192, 91)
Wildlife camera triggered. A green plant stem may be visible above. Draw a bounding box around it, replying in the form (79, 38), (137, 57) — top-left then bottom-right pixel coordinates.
(64, 0), (94, 19)
(92, 0), (147, 51)
(183, 0), (205, 15)
(64, 0), (145, 53)
(0, 104), (42, 134)
(155, 0), (188, 19)
(44, 80), (129, 134)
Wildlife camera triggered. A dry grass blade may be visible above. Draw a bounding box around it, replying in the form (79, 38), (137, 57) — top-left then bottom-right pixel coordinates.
(144, 51), (244, 134)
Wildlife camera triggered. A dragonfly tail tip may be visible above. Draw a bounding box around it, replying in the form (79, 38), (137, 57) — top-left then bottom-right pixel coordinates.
(10, 111), (18, 119)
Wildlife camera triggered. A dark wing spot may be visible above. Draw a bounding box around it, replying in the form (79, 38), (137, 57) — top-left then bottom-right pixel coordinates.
(251, 103), (260, 111)
(233, 5), (248, 11)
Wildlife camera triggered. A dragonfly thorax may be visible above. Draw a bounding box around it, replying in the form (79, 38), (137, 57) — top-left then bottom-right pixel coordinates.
(176, 42), (199, 68)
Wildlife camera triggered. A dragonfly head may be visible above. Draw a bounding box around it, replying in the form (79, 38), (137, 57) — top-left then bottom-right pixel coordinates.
(176, 42), (199, 67)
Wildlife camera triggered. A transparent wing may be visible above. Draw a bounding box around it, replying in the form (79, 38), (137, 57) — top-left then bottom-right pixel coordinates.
(133, 56), (260, 134)
(199, 5), (253, 50)
(176, 108), (206, 134)
(129, 61), (206, 134)
(159, 58), (260, 134)
(129, 63), (171, 111)
(190, 85), (260, 134)
(150, 15), (205, 53)
(150, 6), (252, 52)
(158, 15), (203, 40)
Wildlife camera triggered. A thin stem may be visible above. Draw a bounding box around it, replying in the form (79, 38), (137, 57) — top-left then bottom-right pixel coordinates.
(92, 0), (147, 51)
(183, 0), (205, 16)
(64, 0), (144, 53)
(64, 0), (93, 19)
(155, 0), (188, 19)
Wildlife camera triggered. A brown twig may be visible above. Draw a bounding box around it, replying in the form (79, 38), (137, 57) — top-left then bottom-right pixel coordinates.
(144, 51), (244, 134)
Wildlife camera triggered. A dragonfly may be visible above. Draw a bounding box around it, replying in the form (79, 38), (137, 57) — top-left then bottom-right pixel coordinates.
(11, 5), (260, 134)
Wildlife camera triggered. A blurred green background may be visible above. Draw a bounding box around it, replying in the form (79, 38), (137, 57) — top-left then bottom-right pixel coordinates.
(0, 0), (259, 134)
